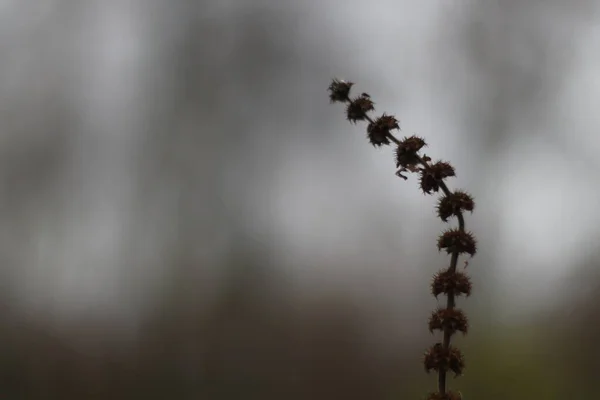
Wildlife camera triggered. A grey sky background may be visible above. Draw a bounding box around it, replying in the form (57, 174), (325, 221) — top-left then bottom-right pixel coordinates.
(0, 0), (598, 339)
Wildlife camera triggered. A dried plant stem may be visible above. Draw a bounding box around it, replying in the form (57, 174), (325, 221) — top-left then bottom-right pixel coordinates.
(328, 79), (475, 400)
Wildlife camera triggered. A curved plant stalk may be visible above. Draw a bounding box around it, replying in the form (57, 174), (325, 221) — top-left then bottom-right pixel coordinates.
(328, 79), (476, 400)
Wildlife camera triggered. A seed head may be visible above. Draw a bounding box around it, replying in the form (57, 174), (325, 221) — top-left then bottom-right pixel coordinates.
(328, 78), (354, 103)
(437, 191), (475, 222)
(366, 114), (399, 147)
(395, 135), (427, 169)
(346, 93), (375, 123)
(438, 229), (477, 257)
(423, 343), (465, 377)
(431, 268), (472, 298)
(420, 161), (456, 194)
(429, 308), (469, 335)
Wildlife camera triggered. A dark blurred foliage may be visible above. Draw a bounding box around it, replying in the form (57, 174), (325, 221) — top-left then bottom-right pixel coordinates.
(0, 253), (596, 399)
(0, 248), (409, 399)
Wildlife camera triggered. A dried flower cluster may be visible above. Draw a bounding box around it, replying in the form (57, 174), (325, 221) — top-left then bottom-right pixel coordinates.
(327, 79), (476, 399)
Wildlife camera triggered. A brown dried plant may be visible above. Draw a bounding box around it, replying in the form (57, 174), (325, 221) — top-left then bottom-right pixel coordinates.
(327, 79), (476, 400)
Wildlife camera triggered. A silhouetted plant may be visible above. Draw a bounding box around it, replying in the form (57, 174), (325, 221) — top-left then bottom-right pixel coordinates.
(327, 79), (476, 400)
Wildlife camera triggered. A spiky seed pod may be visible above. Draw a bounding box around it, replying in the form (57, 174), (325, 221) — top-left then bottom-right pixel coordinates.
(420, 161), (456, 194)
(429, 308), (469, 335)
(328, 78), (354, 103)
(437, 191), (475, 222)
(424, 343), (465, 377)
(431, 268), (472, 298)
(431, 161), (456, 178)
(395, 135), (427, 169)
(427, 391), (463, 400)
(438, 229), (477, 256)
(346, 94), (375, 123)
(366, 114), (399, 147)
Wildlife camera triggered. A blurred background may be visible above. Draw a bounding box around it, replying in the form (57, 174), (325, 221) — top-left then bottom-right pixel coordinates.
(0, 0), (599, 398)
